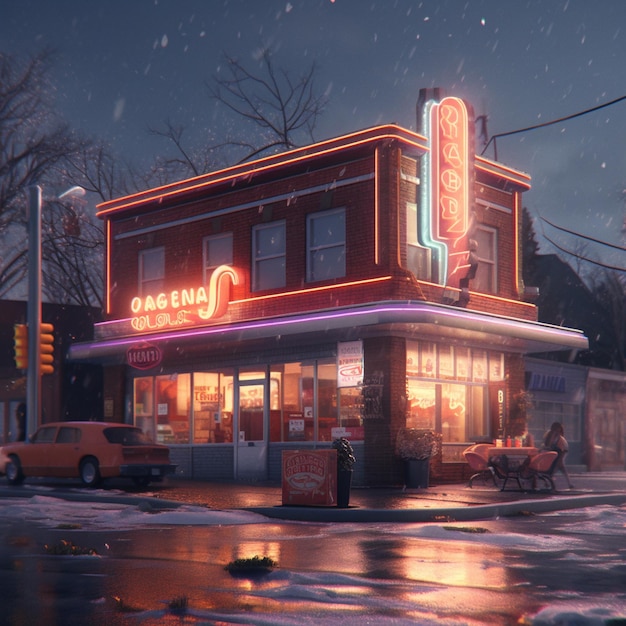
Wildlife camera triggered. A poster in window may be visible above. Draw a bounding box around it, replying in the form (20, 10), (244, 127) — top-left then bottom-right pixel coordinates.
(472, 351), (487, 382)
(337, 341), (363, 388)
(420, 342), (436, 378)
(406, 341), (419, 377)
(489, 353), (504, 381)
(456, 347), (470, 381)
(439, 345), (454, 379)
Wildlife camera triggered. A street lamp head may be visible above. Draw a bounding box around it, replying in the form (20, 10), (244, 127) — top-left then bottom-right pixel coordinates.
(58, 186), (86, 200)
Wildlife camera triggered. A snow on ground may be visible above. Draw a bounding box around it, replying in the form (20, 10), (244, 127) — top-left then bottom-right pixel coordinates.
(1, 492), (625, 624)
(0, 492), (267, 528)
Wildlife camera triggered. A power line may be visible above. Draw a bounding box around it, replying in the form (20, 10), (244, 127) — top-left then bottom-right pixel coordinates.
(542, 233), (626, 272)
(539, 214), (626, 252)
(481, 94), (626, 158)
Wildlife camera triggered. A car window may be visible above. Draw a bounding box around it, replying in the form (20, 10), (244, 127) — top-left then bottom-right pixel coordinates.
(56, 427), (81, 444)
(32, 426), (57, 444)
(103, 427), (152, 445)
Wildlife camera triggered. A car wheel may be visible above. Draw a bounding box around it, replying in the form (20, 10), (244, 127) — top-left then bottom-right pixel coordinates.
(79, 457), (101, 487)
(6, 455), (24, 485)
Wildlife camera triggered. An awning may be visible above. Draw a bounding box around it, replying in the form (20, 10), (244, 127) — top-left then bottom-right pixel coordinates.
(69, 301), (588, 364)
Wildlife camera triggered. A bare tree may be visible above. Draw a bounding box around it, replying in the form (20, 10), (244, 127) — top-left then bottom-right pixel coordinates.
(0, 49), (81, 298)
(210, 49), (327, 162)
(150, 48), (327, 179)
(589, 270), (626, 371)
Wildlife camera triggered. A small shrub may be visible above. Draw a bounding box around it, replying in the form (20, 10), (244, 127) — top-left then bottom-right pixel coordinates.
(225, 555), (277, 573)
(44, 539), (98, 556)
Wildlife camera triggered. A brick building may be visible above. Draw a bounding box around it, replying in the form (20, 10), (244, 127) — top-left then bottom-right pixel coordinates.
(70, 93), (587, 485)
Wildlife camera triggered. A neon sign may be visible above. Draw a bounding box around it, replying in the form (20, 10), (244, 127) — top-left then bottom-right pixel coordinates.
(420, 96), (474, 287)
(130, 265), (239, 331)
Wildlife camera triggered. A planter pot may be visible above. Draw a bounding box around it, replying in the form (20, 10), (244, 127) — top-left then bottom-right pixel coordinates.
(405, 458), (430, 489)
(337, 469), (353, 508)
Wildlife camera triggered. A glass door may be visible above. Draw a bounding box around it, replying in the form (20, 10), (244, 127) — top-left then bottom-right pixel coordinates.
(236, 379), (268, 480)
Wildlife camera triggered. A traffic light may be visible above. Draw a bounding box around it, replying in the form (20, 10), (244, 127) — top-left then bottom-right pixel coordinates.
(40, 323), (55, 375)
(13, 324), (28, 370)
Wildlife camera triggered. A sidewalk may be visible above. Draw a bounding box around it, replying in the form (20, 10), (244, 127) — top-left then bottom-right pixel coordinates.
(206, 471), (626, 522)
(1, 472), (625, 523)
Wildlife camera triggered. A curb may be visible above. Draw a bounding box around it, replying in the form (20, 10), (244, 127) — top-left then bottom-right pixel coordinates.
(246, 493), (626, 523)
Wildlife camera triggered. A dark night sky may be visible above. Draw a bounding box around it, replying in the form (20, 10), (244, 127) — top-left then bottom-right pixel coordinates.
(2, 0), (625, 269)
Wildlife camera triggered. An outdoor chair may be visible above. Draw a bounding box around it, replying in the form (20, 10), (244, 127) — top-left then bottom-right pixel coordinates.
(522, 451), (558, 492)
(463, 448), (498, 488)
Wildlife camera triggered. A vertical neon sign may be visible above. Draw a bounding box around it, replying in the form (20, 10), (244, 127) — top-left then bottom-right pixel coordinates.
(420, 96), (474, 287)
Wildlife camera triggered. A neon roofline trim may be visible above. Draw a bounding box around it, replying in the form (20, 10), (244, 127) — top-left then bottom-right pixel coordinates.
(96, 125), (429, 217)
(70, 301), (588, 360)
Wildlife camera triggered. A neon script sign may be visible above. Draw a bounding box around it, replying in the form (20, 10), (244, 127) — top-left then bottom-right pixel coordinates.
(420, 96), (474, 287)
(130, 265), (239, 331)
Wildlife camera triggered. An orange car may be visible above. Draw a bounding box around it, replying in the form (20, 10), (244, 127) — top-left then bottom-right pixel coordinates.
(0, 422), (177, 487)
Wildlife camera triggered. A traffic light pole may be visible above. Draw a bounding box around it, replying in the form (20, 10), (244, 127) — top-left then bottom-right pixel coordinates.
(27, 185), (42, 440)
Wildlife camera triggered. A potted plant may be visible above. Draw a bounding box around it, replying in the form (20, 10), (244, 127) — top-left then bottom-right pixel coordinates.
(332, 437), (356, 508)
(395, 428), (441, 488)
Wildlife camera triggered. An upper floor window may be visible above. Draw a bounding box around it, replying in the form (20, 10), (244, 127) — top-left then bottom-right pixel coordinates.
(203, 233), (233, 283)
(139, 247), (164, 295)
(252, 220), (286, 291)
(307, 208), (346, 282)
(472, 225), (497, 293)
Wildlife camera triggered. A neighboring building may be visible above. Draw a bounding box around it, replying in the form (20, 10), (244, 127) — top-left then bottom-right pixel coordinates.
(69, 93), (587, 485)
(524, 358), (626, 472)
(0, 300), (102, 442)
(525, 357), (586, 468)
(585, 367), (626, 470)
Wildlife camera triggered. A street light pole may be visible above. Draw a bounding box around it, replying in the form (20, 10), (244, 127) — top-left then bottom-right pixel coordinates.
(25, 184), (86, 438)
(27, 185), (42, 439)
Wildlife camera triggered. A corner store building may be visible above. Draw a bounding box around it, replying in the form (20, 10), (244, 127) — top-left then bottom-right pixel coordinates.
(70, 94), (587, 486)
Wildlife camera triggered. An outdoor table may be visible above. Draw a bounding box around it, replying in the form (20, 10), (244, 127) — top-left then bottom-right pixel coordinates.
(484, 446), (538, 460)
(485, 446), (539, 491)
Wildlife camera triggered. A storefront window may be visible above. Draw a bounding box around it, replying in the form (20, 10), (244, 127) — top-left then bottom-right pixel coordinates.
(441, 383), (466, 443)
(155, 374), (191, 444)
(406, 341), (505, 459)
(134, 377), (155, 439)
(193, 371), (233, 443)
(268, 359), (363, 443)
(406, 381), (436, 429)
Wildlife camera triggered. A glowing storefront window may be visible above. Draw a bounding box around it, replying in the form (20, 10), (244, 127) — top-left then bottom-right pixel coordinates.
(407, 382), (436, 430)
(155, 374), (190, 444)
(134, 377), (154, 439)
(405, 341), (502, 451)
(193, 371), (233, 444)
(442, 383), (466, 443)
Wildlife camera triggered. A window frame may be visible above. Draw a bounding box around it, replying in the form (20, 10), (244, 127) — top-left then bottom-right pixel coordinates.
(252, 220), (286, 291)
(472, 225), (497, 293)
(203, 232), (233, 284)
(306, 207), (346, 283)
(138, 246), (165, 296)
